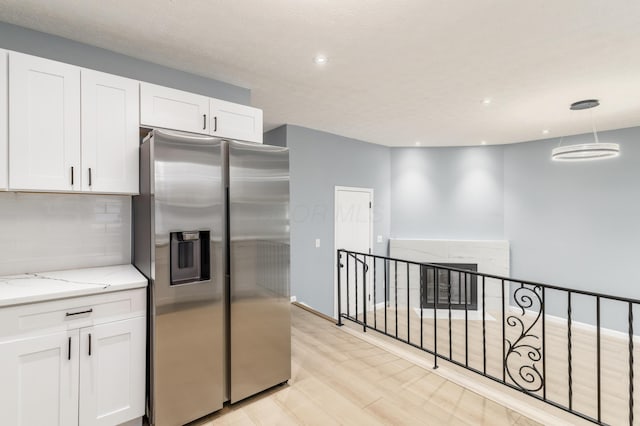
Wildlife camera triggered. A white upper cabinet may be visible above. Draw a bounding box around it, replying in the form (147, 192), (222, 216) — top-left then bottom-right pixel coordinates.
(209, 98), (263, 143)
(9, 52), (81, 191)
(140, 82), (209, 134)
(81, 69), (139, 194)
(0, 49), (7, 190)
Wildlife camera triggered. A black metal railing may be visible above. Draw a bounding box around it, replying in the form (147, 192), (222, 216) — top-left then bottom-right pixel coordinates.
(336, 249), (640, 425)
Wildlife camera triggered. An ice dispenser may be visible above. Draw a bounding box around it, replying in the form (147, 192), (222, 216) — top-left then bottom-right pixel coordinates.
(170, 231), (210, 285)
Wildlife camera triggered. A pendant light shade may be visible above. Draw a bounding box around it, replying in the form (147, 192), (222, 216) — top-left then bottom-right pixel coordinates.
(551, 99), (620, 162)
(551, 143), (620, 161)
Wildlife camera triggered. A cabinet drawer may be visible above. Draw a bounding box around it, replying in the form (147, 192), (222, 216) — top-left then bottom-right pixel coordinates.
(0, 288), (145, 341)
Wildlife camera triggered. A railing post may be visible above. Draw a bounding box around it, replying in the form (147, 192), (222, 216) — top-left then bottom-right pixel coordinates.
(336, 250), (343, 326)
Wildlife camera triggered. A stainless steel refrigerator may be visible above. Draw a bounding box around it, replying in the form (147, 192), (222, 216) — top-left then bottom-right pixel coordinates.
(134, 129), (290, 426)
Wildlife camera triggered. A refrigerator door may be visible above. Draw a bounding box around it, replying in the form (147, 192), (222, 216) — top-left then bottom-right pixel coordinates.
(228, 140), (291, 403)
(141, 129), (225, 426)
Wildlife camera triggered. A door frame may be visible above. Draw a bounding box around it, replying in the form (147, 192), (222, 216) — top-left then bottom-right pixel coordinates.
(333, 186), (374, 319)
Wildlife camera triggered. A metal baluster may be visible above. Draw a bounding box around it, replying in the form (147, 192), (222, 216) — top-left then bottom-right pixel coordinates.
(337, 251), (343, 326)
(407, 263), (410, 343)
(482, 276), (486, 375)
(501, 279), (506, 383)
(373, 257), (377, 330)
(596, 296), (601, 421)
(568, 291), (573, 411)
(395, 260), (398, 339)
(420, 266), (424, 349)
(464, 272), (468, 368)
(346, 252), (350, 319)
(434, 267), (438, 369)
(362, 255), (367, 332)
(384, 259), (388, 334)
(629, 302), (635, 426)
(355, 255), (359, 321)
(448, 269), (452, 360)
(542, 287), (546, 401)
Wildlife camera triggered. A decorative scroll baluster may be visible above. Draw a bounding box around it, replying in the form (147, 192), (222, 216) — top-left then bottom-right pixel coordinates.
(504, 284), (544, 393)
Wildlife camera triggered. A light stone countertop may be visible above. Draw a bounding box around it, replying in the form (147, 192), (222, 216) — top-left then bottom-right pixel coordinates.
(0, 264), (147, 307)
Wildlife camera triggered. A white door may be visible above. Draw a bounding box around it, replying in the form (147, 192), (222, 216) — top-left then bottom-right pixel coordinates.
(140, 82), (209, 134)
(79, 317), (145, 426)
(209, 98), (263, 143)
(0, 49), (7, 190)
(81, 69), (139, 194)
(335, 186), (373, 318)
(0, 330), (79, 426)
(9, 52), (81, 191)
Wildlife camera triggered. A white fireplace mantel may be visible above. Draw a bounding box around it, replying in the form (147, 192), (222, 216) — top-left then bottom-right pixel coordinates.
(388, 239), (510, 312)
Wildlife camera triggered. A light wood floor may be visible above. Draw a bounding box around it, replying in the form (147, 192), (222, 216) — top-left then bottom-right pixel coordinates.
(349, 304), (639, 426)
(193, 305), (538, 426)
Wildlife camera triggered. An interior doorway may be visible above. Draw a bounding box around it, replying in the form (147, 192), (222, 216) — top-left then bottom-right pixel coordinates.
(334, 186), (373, 319)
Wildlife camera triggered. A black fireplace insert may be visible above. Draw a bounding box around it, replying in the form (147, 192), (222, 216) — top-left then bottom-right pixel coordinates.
(420, 263), (478, 310)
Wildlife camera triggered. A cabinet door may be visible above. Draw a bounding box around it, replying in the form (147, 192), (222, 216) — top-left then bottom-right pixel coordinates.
(0, 49), (7, 190)
(81, 69), (139, 194)
(0, 330), (79, 426)
(79, 316), (145, 426)
(210, 98), (263, 143)
(9, 52), (81, 191)
(140, 82), (209, 134)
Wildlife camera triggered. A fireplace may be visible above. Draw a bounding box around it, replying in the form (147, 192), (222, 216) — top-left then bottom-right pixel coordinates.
(420, 263), (478, 310)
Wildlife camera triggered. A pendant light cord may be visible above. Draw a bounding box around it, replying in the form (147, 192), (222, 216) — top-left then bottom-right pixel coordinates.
(591, 109), (600, 144)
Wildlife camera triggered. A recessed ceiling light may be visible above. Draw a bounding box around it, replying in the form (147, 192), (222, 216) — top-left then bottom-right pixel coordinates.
(481, 140), (487, 145)
(542, 129), (550, 135)
(313, 55), (328, 65)
(415, 141), (421, 146)
(482, 98), (492, 105)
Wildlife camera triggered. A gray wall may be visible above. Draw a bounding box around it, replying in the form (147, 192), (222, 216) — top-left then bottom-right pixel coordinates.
(283, 125), (391, 316)
(390, 146), (504, 240)
(0, 21), (250, 104)
(504, 127), (640, 326)
(389, 127), (640, 329)
(264, 125), (287, 147)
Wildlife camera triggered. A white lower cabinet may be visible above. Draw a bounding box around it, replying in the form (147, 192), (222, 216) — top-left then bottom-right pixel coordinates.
(0, 330), (80, 426)
(79, 317), (146, 426)
(0, 289), (146, 426)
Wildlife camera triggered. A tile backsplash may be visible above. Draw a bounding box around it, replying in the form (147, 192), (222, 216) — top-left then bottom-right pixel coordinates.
(0, 193), (131, 275)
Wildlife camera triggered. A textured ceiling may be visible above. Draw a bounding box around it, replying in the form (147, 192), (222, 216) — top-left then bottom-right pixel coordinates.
(1, 0), (639, 147)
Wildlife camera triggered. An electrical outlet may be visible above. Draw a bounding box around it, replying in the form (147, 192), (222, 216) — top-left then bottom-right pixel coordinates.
(315, 238), (320, 248)
(377, 235), (383, 243)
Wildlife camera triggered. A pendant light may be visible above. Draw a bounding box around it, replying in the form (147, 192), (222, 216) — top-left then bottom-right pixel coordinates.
(551, 99), (620, 161)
